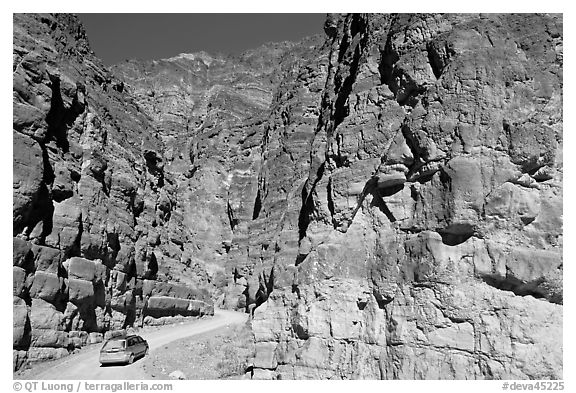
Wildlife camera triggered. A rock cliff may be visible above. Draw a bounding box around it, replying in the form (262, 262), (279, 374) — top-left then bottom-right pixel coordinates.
(13, 13), (562, 379)
(247, 13), (563, 380)
(13, 13), (214, 369)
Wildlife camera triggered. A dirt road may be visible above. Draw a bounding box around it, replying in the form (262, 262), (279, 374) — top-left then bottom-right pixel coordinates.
(23, 309), (247, 380)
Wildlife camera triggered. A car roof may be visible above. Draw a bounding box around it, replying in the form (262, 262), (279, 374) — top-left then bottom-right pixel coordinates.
(106, 334), (144, 341)
(107, 336), (126, 341)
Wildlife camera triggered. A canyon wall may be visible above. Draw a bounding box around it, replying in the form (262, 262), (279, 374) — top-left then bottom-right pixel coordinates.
(13, 13), (214, 369)
(112, 35), (327, 310)
(13, 13), (562, 379)
(247, 14), (563, 379)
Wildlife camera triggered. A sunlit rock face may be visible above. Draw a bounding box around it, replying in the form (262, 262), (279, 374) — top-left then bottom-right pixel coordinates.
(14, 13), (562, 379)
(244, 13), (562, 380)
(112, 34), (329, 312)
(13, 13), (214, 369)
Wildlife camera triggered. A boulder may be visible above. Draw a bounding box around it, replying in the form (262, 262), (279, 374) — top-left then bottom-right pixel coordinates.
(13, 266), (27, 297)
(30, 329), (69, 348)
(29, 271), (63, 303)
(13, 237), (33, 270)
(26, 347), (69, 363)
(29, 299), (65, 331)
(88, 332), (103, 344)
(253, 342), (278, 369)
(13, 130), (44, 233)
(30, 245), (62, 274)
(67, 278), (95, 304)
(13, 297), (29, 349)
(13, 350), (28, 371)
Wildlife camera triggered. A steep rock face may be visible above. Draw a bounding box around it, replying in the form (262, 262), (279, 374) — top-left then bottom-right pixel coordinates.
(117, 13), (562, 379)
(112, 36), (328, 309)
(14, 13), (562, 379)
(247, 14), (563, 379)
(13, 13), (213, 369)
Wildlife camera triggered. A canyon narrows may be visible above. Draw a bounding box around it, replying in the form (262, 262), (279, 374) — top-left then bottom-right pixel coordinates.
(13, 13), (562, 379)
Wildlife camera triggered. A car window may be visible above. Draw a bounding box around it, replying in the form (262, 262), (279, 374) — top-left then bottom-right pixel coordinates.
(103, 340), (125, 350)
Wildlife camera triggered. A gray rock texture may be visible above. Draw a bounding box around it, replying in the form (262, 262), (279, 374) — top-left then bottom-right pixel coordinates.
(14, 13), (562, 379)
(12, 13), (213, 369)
(246, 13), (563, 380)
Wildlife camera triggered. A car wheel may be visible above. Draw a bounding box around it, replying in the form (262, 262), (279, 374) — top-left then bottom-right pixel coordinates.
(128, 354), (135, 365)
(145, 347), (149, 356)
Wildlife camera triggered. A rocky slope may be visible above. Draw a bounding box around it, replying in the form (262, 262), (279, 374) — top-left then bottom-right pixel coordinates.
(13, 13), (562, 379)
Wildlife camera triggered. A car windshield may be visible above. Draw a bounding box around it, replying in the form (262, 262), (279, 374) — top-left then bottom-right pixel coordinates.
(103, 340), (126, 350)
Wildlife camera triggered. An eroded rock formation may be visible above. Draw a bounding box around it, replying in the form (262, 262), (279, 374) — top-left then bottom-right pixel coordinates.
(13, 14), (213, 369)
(247, 13), (563, 380)
(14, 13), (562, 379)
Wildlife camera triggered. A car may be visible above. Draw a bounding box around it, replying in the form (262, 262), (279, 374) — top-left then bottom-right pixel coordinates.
(99, 334), (149, 365)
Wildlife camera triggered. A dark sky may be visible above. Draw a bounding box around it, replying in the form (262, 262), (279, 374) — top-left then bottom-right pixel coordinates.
(78, 14), (326, 65)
